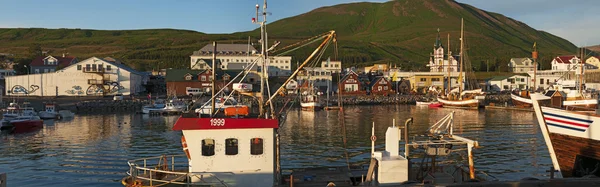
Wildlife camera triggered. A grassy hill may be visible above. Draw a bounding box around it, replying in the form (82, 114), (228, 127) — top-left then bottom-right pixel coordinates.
(0, 0), (578, 72)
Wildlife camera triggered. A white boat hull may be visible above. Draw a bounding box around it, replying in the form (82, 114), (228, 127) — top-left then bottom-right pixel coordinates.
(437, 97), (480, 108)
(39, 111), (58, 119)
(301, 102), (322, 111)
(416, 101), (436, 105)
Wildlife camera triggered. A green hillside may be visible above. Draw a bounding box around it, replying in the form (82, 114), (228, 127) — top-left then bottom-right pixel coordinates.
(0, 0), (578, 72)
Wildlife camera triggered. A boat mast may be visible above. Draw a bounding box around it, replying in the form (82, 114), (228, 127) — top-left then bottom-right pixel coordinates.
(447, 33), (451, 95)
(211, 42), (217, 113)
(458, 18), (464, 98)
(580, 47), (584, 94)
(532, 42), (538, 91)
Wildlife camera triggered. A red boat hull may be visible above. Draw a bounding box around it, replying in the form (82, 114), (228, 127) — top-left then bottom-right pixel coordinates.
(11, 120), (43, 133)
(428, 103), (443, 108)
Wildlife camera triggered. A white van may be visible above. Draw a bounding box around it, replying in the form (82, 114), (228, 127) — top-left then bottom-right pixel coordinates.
(186, 87), (204, 97)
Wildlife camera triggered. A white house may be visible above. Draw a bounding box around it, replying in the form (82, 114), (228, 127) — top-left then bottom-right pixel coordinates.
(508, 58), (534, 73)
(5, 57), (146, 96)
(320, 58), (342, 73)
(190, 44), (292, 77)
(551, 56), (582, 72)
(486, 75), (531, 91)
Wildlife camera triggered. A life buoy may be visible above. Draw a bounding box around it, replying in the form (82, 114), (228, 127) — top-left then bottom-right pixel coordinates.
(182, 136), (191, 160)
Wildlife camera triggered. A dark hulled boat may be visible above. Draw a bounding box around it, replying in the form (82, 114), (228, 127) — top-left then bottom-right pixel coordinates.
(532, 93), (600, 178)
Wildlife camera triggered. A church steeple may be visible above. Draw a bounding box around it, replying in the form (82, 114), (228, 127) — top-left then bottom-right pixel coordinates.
(434, 28), (443, 49)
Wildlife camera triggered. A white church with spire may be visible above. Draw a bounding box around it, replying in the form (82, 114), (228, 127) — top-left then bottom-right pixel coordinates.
(427, 29), (459, 73)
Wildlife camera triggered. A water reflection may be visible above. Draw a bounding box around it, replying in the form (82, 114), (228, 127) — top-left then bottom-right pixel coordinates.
(0, 106), (553, 186)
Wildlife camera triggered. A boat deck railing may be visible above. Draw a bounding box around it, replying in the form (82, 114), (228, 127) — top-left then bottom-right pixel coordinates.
(126, 154), (229, 186)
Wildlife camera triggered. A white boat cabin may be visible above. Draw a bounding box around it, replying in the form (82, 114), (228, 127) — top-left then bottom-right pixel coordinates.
(172, 117), (278, 187)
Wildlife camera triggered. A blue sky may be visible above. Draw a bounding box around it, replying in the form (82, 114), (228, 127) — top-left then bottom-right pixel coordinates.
(0, 0), (598, 45)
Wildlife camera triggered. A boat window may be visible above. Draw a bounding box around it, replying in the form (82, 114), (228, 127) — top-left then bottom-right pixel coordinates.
(225, 138), (238, 155)
(202, 139), (215, 156)
(251, 138), (263, 155)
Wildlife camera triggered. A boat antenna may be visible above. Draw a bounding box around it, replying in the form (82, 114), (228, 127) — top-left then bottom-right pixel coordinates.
(211, 41), (217, 114)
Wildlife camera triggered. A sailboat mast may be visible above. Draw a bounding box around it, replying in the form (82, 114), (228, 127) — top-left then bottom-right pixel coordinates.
(532, 42), (537, 91)
(447, 33), (451, 95)
(580, 47), (584, 94)
(256, 1), (267, 117)
(459, 18), (464, 97)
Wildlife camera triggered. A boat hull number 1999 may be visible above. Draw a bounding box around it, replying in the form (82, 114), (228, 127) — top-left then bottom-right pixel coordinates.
(210, 119), (225, 126)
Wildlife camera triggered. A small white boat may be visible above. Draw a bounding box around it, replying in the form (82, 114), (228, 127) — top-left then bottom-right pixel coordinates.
(58, 110), (75, 118)
(416, 101), (437, 105)
(39, 103), (59, 119)
(142, 100), (187, 114)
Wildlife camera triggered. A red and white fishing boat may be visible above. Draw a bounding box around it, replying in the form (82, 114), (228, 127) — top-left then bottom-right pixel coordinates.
(9, 115), (43, 133)
(531, 93), (600, 178)
(122, 2), (338, 186)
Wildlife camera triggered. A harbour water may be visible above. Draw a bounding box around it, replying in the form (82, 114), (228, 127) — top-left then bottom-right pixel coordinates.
(0, 105), (551, 186)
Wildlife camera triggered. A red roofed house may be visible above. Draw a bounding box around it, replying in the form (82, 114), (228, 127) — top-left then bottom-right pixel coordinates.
(551, 55), (581, 71)
(29, 55), (78, 74)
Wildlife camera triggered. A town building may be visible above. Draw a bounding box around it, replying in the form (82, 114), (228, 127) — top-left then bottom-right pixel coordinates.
(29, 55), (78, 74)
(508, 58), (535, 73)
(367, 77), (394, 95)
(5, 57), (146, 96)
(320, 59), (342, 73)
(190, 44), (292, 77)
(527, 70), (580, 90)
(551, 56), (582, 72)
(486, 75), (531, 91)
(297, 67), (333, 92)
(339, 71), (365, 95)
(426, 29), (459, 73)
(165, 68), (258, 96)
(585, 56), (600, 69)
(407, 73), (444, 92)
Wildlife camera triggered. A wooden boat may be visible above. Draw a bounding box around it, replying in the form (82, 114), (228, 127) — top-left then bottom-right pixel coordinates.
(531, 93), (600, 178)
(511, 91), (533, 108)
(437, 19), (485, 109)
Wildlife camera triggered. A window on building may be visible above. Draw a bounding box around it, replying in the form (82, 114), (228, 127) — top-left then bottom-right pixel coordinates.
(420, 78), (426, 81)
(384, 86), (388, 90)
(540, 79), (544, 84)
(35, 69), (39, 74)
(251, 138), (263, 155)
(202, 139), (215, 156)
(77, 65), (82, 70)
(432, 78), (440, 81)
(91, 64), (97, 71)
(44, 69), (48, 73)
(86, 64), (91, 71)
(106, 65), (112, 71)
(209, 76), (213, 81)
(324, 64), (329, 67)
(225, 138), (238, 155)
(50, 69), (54, 72)
(185, 75), (192, 80)
(201, 76), (206, 81)
(335, 64), (339, 68)
(377, 86), (382, 91)
(285, 66), (289, 69)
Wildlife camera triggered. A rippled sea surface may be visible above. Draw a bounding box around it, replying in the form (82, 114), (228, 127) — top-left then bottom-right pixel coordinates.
(0, 105), (551, 186)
